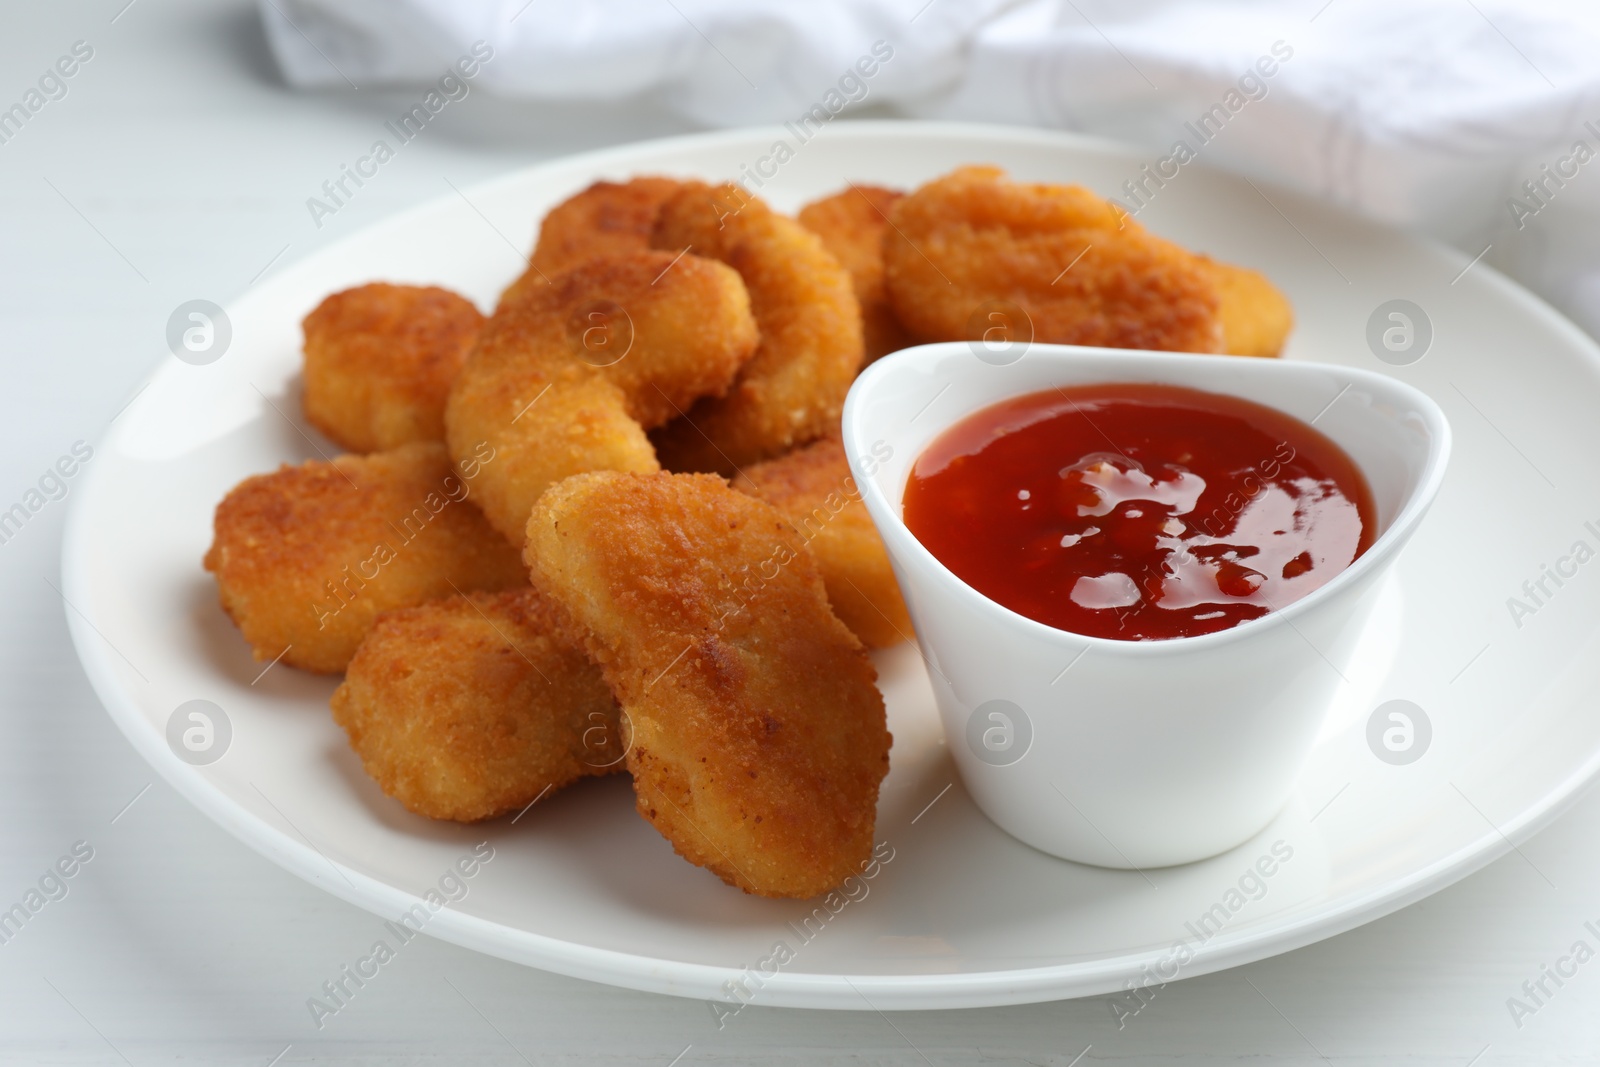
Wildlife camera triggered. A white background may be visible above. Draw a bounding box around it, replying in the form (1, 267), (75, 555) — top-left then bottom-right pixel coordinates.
(3, 1), (1599, 1062)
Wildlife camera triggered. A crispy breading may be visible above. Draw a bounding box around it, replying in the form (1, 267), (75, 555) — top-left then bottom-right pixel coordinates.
(526, 471), (890, 899)
(331, 589), (623, 822)
(732, 437), (911, 649)
(1204, 257), (1294, 358)
(884, 165), (1228, 354)
(445, 250), (758, 542)
(798, 185), (915, 363)
(649, 183), (864, 474)
(301, 283), (484, 452)
(499, 176), (685, 308)
(203, 442), (525, 674)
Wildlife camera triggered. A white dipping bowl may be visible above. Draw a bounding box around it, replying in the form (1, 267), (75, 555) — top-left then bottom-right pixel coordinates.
(843, 343), (1451, 868)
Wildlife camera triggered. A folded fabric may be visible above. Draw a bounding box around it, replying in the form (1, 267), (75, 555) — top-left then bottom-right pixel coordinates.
(258, 0), (1011, 123)
(261, 0), (1600, 335)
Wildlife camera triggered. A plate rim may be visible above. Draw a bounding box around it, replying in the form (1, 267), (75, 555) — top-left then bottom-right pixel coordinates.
(61, 118), (1600, 1010)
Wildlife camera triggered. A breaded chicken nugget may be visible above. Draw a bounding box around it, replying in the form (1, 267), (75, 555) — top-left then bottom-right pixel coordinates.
(1204, 258), (1294, 358)
(499, 176), (685, 309)
(649, 183), (864, 474)
(798, 185), (915, 363)
(732, 437), (910, 649)
(204, 442), (525, 674)
(331, 589), (623, 822)
(527, 471), (890, 899)
(302, 283), (484, 452)
(884, 165), (1226, 354)
(445, 250), (758, 542)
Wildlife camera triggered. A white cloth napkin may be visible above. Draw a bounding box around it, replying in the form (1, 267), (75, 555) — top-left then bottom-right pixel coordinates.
(261, 0), (1600, 335)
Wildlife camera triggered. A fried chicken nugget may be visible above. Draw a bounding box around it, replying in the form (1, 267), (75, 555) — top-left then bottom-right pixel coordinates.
(204, 442), (526, 674)
(331, 589), (623, 822)
(732, 437), (910, 649)
(527, 471), (890, 899)
(798, 185), (915, 363)
(528, 176), (684, 277)
(885, 165), (1291, 356)
(649, 183), (864, 474)
(498, 177), (685, 311)
(1204, 258), (1295, 358)
(445, 250), (758, 542)
(302, 284), (484, 452)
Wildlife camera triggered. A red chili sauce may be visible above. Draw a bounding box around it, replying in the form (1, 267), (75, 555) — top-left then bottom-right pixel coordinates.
(902, 382), (1377, 641)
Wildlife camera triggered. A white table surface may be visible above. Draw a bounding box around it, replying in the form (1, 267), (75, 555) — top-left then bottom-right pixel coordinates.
(4, 1), (1599, 1062)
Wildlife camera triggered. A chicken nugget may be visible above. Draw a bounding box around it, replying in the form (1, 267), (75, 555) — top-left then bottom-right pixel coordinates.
(499, 176), (685, 309)
(649, 183), (864, 474)
(798, 185), (915, 363)
(204, 442), (525, 674)
(302, 283), (483, 452)
(527, 471), (890, 899)
(733, 437), (911, 649)
(1203, 258), (1294, 358)
(332, 589), (623, 822)
(445, 250), (758, 542)
(884, 165), (1226, 354)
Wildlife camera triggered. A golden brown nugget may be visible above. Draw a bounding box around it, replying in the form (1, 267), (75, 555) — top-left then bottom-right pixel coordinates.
(884, 165), (1228, 354)
(650, 183), (864, 474)
(1204, 258), (1294, 358)
(331, 589), (623, 822)
(302, 284), (484, 452)
(204, 442), (526, 674)
(499, 176), (685, 309)
(733, 437), (911, 649)
(798, 185), (916, 363)
(527, 472), (890, 899)
(445, 250), (758, 541)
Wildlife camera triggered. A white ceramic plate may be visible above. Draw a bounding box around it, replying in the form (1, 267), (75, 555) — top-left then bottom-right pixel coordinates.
(63, 122), (1600, 1011)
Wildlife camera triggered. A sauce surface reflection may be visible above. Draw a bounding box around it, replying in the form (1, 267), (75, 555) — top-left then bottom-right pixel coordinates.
(902, 382), (1377, 640)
